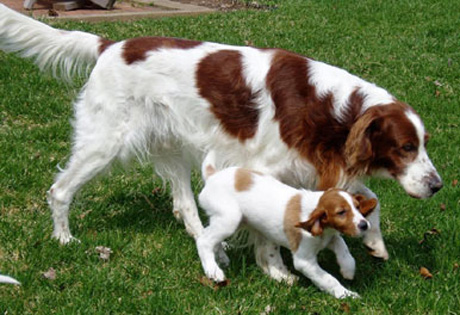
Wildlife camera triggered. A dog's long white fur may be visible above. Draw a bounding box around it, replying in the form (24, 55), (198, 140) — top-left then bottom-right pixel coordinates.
(0, 4), (100, 80)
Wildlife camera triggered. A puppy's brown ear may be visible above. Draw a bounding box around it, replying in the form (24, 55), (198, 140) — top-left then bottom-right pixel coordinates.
(295, 208), (326, 236)
(359, 198), (378, 217)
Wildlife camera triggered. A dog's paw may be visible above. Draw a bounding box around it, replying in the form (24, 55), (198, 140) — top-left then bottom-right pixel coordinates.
(52, 231), (80, 245)
(205, 266), (226, 283)
(364, 234), (389, 261)
(336, 289), (360, 299)
(283, 273), (299, 286)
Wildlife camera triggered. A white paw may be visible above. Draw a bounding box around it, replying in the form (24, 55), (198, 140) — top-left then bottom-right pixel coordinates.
(205, 265), (226, 283)
(336, 289), (360, 299)
(52, 231), (80, 245)
(267, 266), (297, 284)
(341, 268), (355, 281)
(364, 237), (389, 260)
(283, 273), (299, 286)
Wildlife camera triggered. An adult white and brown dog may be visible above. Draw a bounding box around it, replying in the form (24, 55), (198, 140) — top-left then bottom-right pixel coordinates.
(197, 158), (377, 298)
(0, 5), (442, 281)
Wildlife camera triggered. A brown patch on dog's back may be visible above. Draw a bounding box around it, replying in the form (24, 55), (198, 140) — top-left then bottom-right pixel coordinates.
(234, 168), (255, 192)
(284, 193), (302, 252)
(196, 50), (260, 142)
(98, 38), (115, 55)
(122, 37), (202, 65)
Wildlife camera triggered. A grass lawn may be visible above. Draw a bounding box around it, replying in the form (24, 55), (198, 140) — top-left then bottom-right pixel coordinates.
(1, 0), (459, 313)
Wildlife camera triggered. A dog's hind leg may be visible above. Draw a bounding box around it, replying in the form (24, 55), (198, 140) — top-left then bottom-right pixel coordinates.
(47, 143), (120, 244)
(47, 95), (125, 244)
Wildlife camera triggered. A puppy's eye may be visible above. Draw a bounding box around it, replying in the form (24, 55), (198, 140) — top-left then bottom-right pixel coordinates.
(402, 143), (416, 152)
(337, 209), (347, 216)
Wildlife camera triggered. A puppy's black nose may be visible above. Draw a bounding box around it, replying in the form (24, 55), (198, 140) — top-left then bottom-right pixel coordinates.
(358, 220), (369, 231)
(429, 176), (443, 194)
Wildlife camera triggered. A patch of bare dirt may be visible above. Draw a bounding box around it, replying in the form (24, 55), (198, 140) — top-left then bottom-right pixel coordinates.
(170, 0), (276, 11)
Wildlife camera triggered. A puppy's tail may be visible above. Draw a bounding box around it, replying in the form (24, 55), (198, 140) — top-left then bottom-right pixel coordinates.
(201, 151), (217, 182)
(0, 274), (20, 285)
(0, 4), (113, 81)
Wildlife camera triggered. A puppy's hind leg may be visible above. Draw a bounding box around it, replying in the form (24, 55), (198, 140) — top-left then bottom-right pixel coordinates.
(254, 233), (298, 285)
(196, 201), (242, 283)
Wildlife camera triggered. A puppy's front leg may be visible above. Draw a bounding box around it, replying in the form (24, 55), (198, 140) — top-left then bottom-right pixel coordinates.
(327, 235), (355, 280)
(293, 250), (359, 299)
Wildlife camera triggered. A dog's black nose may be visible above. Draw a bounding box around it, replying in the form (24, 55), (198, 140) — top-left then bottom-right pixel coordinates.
(429, 176), (443, 194)
(358, 220), (369, 231)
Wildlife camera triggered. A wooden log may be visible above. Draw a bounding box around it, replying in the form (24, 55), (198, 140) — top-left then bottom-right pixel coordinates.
(23, 0), (37, 10)
(53, 1), (85, 11)
(89, 0), (116, 9)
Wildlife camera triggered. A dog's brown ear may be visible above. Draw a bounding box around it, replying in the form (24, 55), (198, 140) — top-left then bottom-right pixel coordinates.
(353, 194), (366, 203)
(345, 108), (382, 171)
(295, 208), (327, 236)
(359, 198), (378, 217)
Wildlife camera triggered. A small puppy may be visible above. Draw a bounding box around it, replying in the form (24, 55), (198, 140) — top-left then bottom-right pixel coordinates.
(197, 162), (377, 299)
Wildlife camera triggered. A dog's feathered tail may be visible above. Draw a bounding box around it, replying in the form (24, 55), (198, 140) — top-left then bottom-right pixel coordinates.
(0, 4), (110, 80)
(201, 151), (217, 182)
(0, 274), (20, 285)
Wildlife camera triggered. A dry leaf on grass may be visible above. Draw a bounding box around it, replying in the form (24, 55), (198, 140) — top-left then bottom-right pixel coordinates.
(198, 276), (229, 290)
(440, 203), (446, 211)
(95, 246), (112, 261)
(42, 267), (56, 280)
(452, 179), (458, 187)
(420, 267), (433, 279)
(340, 303), (351, 313)
(419, 227), (441, 244)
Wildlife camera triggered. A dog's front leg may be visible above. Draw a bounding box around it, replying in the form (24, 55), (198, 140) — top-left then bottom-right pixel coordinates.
(293, 250), (359, 299)
(254, 233), (298, 285)
(348, 183), (389, 260)
(327, 235), (355, 280)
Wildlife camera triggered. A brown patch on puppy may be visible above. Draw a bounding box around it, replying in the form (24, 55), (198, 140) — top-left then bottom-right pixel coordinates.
(234, 168), (254, 192)
(196, 50), (260, 142)
(123, 37), (202, 65)
(283, 194), (302, 252)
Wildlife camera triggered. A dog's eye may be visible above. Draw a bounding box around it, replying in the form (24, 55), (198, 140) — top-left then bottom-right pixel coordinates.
(402, 143), (416, 152)
(337, 209), (347, 216)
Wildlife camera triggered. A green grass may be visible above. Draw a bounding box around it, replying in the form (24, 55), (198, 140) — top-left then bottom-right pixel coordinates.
(1, 0), (459, 313)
